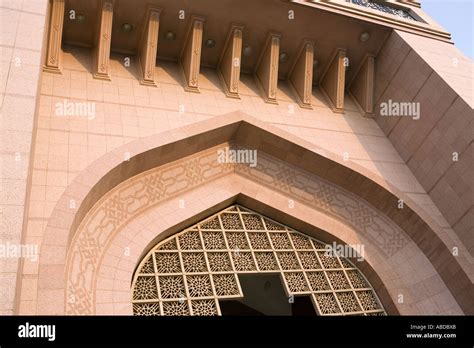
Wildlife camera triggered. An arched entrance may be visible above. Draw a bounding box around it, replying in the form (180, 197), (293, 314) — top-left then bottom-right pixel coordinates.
(33, 112), (468, 315)
(131, 205), (386, 316)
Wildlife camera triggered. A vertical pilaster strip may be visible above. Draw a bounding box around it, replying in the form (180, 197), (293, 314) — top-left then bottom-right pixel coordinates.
(288, 40), (315, 109)
(180, 15), (205, 93)
(93, 0), (114, 80)
(320, 49), (346, 113)
(139, 7), (161, 86)
(218, 24), (244, 99)
(255, 33), (281, 104)
(43, 0), (65, 74)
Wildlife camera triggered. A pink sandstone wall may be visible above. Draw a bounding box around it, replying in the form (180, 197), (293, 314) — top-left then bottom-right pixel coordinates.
(0, 0), (49, 314)
(374, 30), (473, 256)
(16, 36), (471, 313)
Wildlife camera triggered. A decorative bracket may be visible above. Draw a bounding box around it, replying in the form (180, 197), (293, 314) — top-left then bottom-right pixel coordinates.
(138, 6), (161, 86)
(43, 0), (65, 74)
(320, 48), (347, 113)
(217, 24), (244, 99)
(288, 40), (315, 109)
(255, 32), (281, 104)
(180, 15), (206, 93)
(93, 0), (115, 80)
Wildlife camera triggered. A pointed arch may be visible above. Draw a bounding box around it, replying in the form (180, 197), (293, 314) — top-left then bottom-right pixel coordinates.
(34, 111), (470, 315)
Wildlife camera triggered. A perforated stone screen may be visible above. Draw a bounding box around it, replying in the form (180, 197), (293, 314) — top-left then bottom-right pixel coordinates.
(131, 205), (386, 316)
(348, 0), (416, 21)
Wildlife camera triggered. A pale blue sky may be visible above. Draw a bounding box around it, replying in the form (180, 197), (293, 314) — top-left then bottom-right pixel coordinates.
(422, 0), (474, 59)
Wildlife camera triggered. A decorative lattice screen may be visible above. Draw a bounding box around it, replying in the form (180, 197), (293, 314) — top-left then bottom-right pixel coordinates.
(348, 0), (416, 21)
(131, 205), (386, 316)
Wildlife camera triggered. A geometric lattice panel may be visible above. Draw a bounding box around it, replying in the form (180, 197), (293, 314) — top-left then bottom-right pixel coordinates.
(349, 0), (416, 21)
(131, 205), (386, 316)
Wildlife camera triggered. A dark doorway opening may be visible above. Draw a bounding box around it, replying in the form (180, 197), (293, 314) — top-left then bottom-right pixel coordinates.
(219, 273), (317, 316)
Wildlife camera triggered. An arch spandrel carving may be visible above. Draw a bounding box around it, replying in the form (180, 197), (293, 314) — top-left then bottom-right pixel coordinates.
(65, 144), (409, 314)
(34, 113), (467, 315)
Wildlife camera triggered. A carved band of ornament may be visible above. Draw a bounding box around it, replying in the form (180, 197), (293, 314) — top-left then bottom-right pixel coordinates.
(64, 144), (409, 314)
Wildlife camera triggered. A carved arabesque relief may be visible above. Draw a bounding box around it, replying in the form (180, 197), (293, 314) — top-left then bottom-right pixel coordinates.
(66, 144), (407, 314)
(131, 205), (386, 316)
